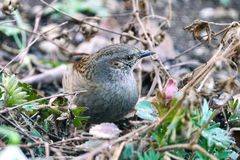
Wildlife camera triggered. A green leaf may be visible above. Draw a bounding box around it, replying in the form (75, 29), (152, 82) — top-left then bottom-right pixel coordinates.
(152, 125), (168, 145)
(51, 96), (68, 107)
(44, 0), (109, 19)
(229, 150), (239, 160)
(138, 150), (160, 160)
(22, 104), (37, 112)
(201, 99), (213, 126)
(1, 74), (28, 107)
(219, 0), (231, 7)
(201, 127), (235, 148)
(72, 107), (88, 116)
(135, 100), (158, 122)
(72, 107), (89, 128)
(120, 143), (135, 160)
(18, 82), (44, 102)
(0, 126), (21, 144)
(0, 25), (21, 36)
(73, 116), (89, 128)
(40, 60), (64, 68)
(31, 129), (42, 138)
(200, 99), (235, 149)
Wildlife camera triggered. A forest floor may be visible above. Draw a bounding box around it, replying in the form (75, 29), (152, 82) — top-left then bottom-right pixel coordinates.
(0, 0), (240, 159)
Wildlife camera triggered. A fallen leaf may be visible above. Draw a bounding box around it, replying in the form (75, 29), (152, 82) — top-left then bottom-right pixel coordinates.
(89, 123), (122, 139)
(77, 140), (106, 151)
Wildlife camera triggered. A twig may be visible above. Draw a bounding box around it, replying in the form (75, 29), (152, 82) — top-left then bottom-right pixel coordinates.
(196, 67), (215, 92)
(50, 136), (98, 146)
(39, 0), (147, 44)
(146, 74), (157, 98)
(71, 123), (152, 160)
(132, 0), (170, 91)
(20, 112), (62, 141)
(164, 42), (202, 63)
(132, 0), (153, 49)
(0, 21), (68, 73)
(190, 109), (220, 145)
(136, 62), (143, 97)
(156, 143), (218, 160)
(164, 152), (184, 160)
(0, 19), (16, 25)
(73, 96), (183, 159)
(112, 142), (126, 160)
(0, 114), (37, 142)
(19, 5), (43, 61)
(1, 24), (73, 55)
(164, 23), (234, 63)
(167, 0), (172, 26)
(0, 91), (87, 114)
(50, 147), (65, 160)
(21, 65), (67, 84)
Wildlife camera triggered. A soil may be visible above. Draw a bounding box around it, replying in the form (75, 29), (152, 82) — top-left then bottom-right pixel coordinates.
(158, 0), (240, 61)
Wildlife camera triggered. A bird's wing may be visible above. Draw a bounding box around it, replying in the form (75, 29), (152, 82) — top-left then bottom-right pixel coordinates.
(63, 55), (92, 92)
(62, 64), (89, 93)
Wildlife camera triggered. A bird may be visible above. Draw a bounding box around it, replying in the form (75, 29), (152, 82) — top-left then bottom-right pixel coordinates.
(62, 44), (155, 123)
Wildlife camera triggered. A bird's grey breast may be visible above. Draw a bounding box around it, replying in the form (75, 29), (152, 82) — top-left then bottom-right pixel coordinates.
(82, 74), (138, 122)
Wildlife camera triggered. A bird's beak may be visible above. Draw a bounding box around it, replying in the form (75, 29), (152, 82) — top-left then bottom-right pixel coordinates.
(138, 50), (156, 59)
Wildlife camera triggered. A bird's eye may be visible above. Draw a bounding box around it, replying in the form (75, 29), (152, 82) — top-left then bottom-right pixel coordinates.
(126, 55), (134, 61)
(111, 61), (124, 68)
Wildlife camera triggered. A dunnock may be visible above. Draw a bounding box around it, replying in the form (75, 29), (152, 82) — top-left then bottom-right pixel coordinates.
(63, 44), (155, 123)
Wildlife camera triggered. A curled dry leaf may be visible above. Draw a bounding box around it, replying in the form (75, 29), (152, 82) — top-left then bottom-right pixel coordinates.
(41, 23), (61, 40)
(79, 18), (100, 41)
(184, 19), (213, 43)
(221, 22), (240, 46)
(211, 92), (232, 109)
(89, 123), (122, 139)
(2, 0), (20, 15)
(75, 35), (110, 54)
(120, 21), (138, 43)
(38, 41), (60, 55)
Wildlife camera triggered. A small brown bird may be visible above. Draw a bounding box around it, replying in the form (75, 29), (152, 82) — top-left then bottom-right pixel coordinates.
(63, 44), (155, 123)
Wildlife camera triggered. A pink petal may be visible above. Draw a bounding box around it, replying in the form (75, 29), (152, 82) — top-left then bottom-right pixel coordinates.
(163, 79), (178, 101)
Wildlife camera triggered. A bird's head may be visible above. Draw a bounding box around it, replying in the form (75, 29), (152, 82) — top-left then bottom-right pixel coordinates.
(91, 44), (155, 76)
